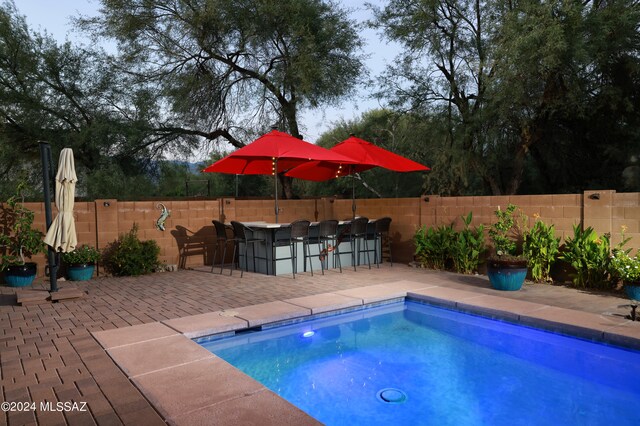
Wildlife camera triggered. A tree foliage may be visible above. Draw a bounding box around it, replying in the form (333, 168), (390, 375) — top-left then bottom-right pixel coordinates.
(0, 0), (203, 199)
(84, 0), (365, 198)
(0, 0), (364, 200)
(2, 0), (639, 200)
(372, 0), (640, 195)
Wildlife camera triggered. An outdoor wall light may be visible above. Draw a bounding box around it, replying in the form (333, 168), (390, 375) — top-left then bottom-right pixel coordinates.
(588, 193), (601, 200)
(103, 201), (110, 207)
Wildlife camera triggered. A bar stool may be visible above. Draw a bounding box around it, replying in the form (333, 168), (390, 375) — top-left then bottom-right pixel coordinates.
(211, 220), (234, 275)
(373, 217), (392, 267)
(230, 221), (266, 277)
(309, 219), (342, 274)
(273, 220), (313, 279)
(346, 216), (372, 271)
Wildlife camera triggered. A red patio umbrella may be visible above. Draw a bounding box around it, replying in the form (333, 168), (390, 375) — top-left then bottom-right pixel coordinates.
(203, 129), (356, 222)
(285, 135), (430, 216)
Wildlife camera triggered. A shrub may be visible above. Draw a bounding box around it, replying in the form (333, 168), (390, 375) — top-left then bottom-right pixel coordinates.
(523, 219), (560, 282)
(450, 212), (485, 274)
(414, 212), (485, 274)
(102, 224), (160, 276)
(560, 225), (612, 289)
(414, 224), (454, 270)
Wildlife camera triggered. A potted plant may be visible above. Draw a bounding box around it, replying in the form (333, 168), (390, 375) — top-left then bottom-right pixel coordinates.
(0, 185), (46, 287)
(486, 204), (528, 291)
(62, 244), (101, 281)
(610, 249), (640, 300)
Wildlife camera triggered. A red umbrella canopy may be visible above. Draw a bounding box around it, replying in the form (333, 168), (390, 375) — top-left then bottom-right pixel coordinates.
(285, 135), (430, 181)
(203, 129), (356, 175)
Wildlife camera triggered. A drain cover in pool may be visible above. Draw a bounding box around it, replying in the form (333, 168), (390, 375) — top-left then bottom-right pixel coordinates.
(377, 388), (407, 404)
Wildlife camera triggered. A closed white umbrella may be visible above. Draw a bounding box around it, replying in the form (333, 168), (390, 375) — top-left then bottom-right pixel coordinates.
(44, 148), (77, 252)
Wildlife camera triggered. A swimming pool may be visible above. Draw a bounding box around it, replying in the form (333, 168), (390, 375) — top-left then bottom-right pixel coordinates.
(200, 301), (640, 425)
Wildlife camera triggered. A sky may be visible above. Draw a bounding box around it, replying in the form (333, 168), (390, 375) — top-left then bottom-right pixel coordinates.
(14, 0), (398, 144)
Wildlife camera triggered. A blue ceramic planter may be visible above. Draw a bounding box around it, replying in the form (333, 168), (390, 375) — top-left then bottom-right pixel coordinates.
(624, 283), (640, 301)
(67, 264), (95, 281)
(487, 260), (528, 291)
(3, 263), (37, 287)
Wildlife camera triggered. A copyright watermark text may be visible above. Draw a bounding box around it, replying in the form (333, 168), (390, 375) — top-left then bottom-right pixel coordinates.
(1, 401), (88, 412)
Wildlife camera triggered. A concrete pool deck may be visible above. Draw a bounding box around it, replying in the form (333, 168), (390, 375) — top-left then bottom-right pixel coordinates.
(2, 265), (640, 425)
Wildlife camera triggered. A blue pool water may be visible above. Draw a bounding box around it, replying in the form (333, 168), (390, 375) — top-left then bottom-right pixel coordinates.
(200, 301), (640, 425)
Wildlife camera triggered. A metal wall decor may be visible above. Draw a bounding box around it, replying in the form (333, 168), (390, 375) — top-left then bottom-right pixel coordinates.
(156, 203), (170, 231)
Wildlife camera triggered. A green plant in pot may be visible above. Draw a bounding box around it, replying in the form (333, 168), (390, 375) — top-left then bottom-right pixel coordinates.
(487, 204), (528, 291)
(610, 249), (640, 301)
(0, 184), (46, 287)
(62, 244), (101, 281)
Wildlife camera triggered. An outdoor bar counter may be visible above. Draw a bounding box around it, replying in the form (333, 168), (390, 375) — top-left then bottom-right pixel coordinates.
(238, 220), (381, 276)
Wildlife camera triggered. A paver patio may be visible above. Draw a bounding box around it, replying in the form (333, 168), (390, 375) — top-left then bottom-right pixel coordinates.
(1, 264), (638, 425)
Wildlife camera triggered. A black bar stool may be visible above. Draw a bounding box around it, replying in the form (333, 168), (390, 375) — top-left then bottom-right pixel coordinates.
(373, 217), (392, 267)
(273, 220), (313, 279)
(211, 220), (233, 275)
(309, 219), (342, 274)
(230, 221), (266, 277)
(346, 217), (372, 271)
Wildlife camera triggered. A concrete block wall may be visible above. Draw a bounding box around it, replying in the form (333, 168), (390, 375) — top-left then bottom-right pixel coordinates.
(94, 199), (219, 270)
(612, 192), (640, 253)
(2, 190), (638, 280)
(419, 193), (583, 242)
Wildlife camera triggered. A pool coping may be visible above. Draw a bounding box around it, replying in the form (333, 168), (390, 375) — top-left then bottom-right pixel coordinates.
(91, 280), (640, 425)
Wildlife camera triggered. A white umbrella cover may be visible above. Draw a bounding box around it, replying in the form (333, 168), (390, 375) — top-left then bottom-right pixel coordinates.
(44, 148), (78, 252)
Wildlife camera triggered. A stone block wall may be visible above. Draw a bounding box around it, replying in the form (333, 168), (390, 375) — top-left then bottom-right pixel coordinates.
(1, 190), (638, 280)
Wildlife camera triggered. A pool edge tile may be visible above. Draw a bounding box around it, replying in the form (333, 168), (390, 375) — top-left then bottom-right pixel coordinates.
(284, 292), (363, 314)
(163, 312), (249, 339)
(603, 321), (640, 350)
(92, 322), (179, 350)
(517, 306), (625, 342)
(455, 296), (549, 322)
(335, 284), (407, 304)
(233, 300), (311, 327)
(106, 334), (215, 378)
(407, 287), (483, 308)
(380, 280), (440, 292)
(166, 388), (322, 426)
(131, 357), (266, 420)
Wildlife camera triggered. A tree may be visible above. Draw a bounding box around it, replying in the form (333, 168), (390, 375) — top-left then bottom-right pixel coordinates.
(0, 0), (198, 199)
(85, 0), (365, 198)
(372, 0), (640, 195)
(371, 0), (493, 194)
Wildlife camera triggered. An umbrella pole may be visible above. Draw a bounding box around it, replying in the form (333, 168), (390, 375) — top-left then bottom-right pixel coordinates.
(39, 142), (58, 292)
(351, 170), (356, 219)
(274, 159), (279, 223)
